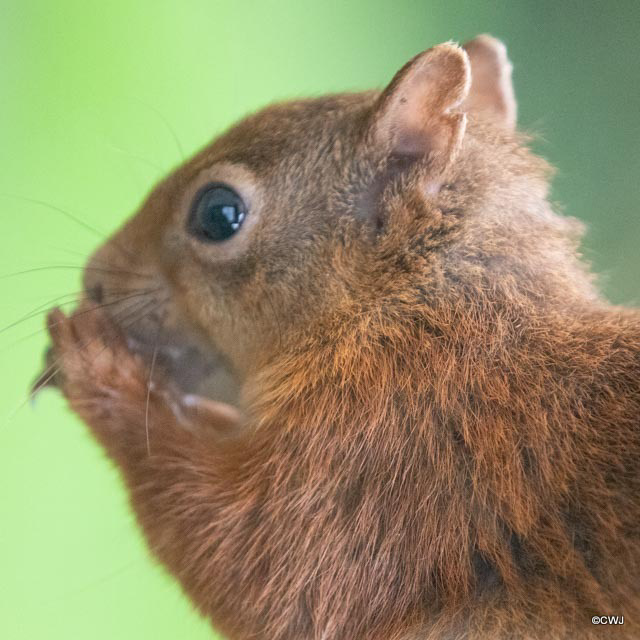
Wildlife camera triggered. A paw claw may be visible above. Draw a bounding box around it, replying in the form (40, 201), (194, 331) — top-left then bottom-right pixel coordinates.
(46, 307), (72, 344)
(46, 307), (65, 329)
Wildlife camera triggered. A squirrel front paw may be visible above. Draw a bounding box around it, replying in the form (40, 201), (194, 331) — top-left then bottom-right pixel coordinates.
(42, 304), (241, 440)
(44, 304), (153, 426)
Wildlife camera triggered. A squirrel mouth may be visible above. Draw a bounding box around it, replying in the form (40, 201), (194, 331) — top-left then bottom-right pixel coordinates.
(125, 331), (239, 406)
(33, 315), (240, 408)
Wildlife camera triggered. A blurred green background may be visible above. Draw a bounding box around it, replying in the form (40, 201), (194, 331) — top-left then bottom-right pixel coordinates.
(1, 1), (639, 638)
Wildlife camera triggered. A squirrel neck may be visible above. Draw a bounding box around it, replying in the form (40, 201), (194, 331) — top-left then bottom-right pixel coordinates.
(240, 289), (640, 607)
(244, 290), (537, 436)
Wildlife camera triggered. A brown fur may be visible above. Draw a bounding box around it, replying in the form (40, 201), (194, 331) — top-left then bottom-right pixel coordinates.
(46, 38), (640, 639)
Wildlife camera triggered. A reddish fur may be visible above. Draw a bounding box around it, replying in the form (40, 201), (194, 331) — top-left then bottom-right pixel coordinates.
(47, 40), (639, 639)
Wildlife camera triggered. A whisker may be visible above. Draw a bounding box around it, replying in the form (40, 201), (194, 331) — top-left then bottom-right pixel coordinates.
(33, 559), (139, 607)
(130, 98), (185, 161)
(0, 287), (160, 348)
(47, 247), (154, 278)
(0, 265), (154, 281)
(0, 291), (87, 335)
(83, 265), (155, 280)
(0, 193), (109, 242)
(145, 337), (160, 456)
(0, 286), (147, 335)
(47, 246), (94, 259)
(0, 307), (78, 354)
(105, 142), (165, 174)
(42, 288), (163, 335)
(0, 194), (137, 261)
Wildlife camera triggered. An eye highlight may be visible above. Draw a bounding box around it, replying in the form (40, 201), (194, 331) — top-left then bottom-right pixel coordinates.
(188, 183), (247, 242)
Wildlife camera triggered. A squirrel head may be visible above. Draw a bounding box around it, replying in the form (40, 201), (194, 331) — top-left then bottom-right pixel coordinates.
(82, 36), (591, 394)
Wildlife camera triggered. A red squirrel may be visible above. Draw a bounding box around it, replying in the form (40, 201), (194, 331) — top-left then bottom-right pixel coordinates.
(42, 36), (640, 639)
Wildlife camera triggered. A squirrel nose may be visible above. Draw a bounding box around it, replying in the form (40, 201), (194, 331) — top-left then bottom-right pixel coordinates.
(83, 250), (107, 303)
(85, 280), (104, 303)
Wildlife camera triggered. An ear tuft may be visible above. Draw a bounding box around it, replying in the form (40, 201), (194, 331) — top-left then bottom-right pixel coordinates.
(462, 34), (517, 129)
(372, 43), (471, 174)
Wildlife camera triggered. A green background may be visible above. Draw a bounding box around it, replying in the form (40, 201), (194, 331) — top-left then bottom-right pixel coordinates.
(1, 1), (639, 638)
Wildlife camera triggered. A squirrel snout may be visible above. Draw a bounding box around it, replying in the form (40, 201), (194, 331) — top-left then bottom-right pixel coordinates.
(82, 241), (134, 306)
(82, 250), (106, 304)
(85, 281), (104, 303)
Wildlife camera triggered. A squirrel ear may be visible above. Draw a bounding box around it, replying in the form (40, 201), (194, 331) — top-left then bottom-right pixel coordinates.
(462, 35), (516, 129)
(371, 43), (471, 174)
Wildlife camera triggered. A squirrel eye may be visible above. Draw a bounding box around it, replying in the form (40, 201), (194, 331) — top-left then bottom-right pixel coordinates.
(188, 184), (246, 242)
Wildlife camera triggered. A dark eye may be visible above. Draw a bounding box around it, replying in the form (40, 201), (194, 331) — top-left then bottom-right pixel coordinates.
(188, 183), (247, 242)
